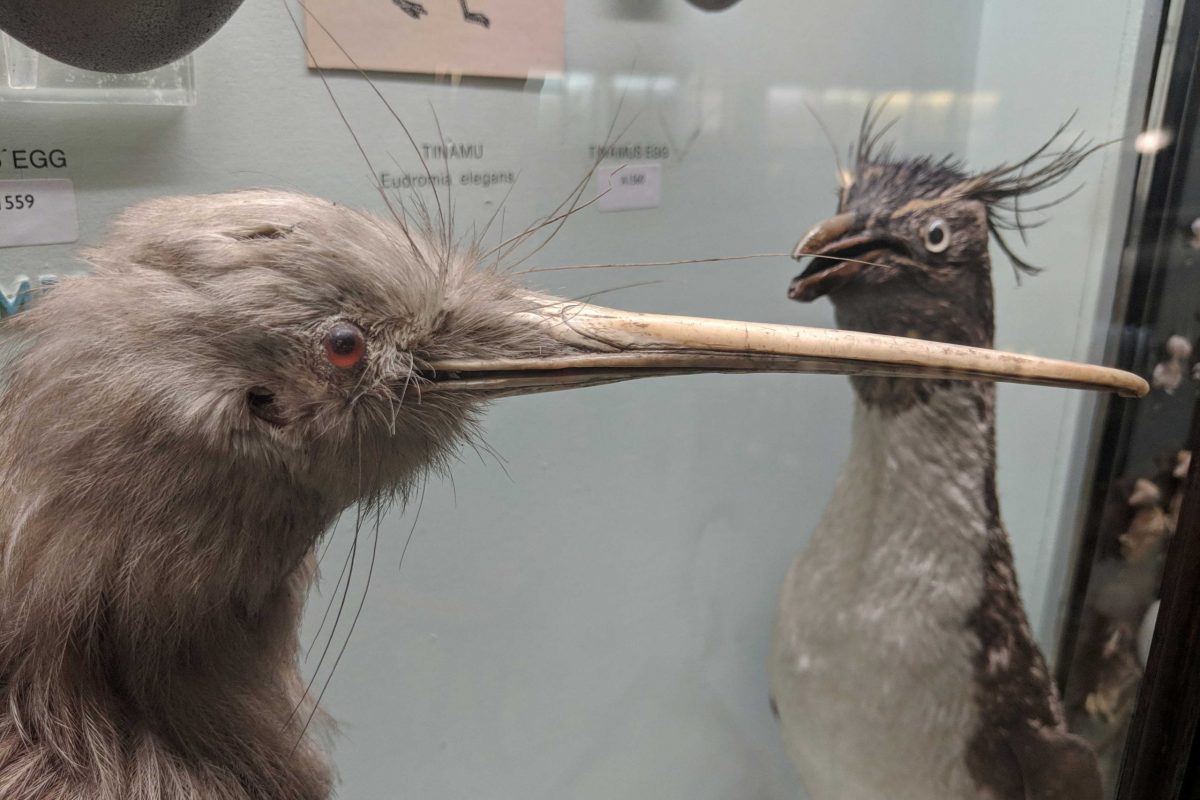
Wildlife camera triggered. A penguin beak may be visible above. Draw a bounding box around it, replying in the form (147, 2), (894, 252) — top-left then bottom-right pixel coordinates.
(788, 212), (910, 302)
(420, 293), (1148, 398)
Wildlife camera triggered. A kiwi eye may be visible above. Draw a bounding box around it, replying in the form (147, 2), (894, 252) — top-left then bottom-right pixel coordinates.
(323, 322), (366, 369)
(923, 219), (951, 253)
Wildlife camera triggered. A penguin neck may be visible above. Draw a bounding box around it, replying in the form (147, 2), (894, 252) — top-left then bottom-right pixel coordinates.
(820, 380), (1001, 578)
(852, 378), (997, 473)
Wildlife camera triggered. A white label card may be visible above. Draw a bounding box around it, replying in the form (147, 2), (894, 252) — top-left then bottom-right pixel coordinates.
(595, 163), (662, 213)
(0, 179), (79, 248)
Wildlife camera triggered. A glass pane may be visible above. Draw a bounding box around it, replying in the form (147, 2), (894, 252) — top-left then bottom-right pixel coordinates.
(0, 1), (1177, 799)
(1058, 0), (1200, 794)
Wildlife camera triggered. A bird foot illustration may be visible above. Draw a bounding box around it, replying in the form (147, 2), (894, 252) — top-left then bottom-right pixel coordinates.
(460, 1), (490, 27)
(393, 0), (428, 20)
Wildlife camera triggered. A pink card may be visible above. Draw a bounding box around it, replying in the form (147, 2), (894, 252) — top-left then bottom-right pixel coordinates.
(304, 0), (565, 80)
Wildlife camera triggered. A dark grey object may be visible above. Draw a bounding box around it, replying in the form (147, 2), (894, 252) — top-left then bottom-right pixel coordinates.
(0, 0), (247, 73)
(685, 0), (743, 10)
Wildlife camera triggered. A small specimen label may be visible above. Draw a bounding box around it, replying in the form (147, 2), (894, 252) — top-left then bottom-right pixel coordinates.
(0, 179), (78, 248)
(595, 163), (662, 213)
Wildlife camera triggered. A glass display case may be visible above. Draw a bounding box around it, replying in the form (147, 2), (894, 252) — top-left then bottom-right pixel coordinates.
(0, 1), (1196, 799)
(1059, 3), (1200, 796)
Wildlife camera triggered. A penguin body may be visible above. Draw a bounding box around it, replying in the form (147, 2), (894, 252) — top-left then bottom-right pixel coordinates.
(769, 387), (1100, 799)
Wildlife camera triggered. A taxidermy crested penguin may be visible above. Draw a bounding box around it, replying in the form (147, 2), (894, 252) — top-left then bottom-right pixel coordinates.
(768, 110), (1106, 800)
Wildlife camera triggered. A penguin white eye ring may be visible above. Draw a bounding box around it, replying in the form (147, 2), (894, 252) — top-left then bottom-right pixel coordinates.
(923, 218), (951, 253)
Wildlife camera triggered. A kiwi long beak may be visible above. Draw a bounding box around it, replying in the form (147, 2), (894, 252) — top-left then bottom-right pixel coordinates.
(422, 294), (1147, 398)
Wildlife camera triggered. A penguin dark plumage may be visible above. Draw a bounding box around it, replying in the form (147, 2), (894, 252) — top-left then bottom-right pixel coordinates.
(768, 110), (1105, 800)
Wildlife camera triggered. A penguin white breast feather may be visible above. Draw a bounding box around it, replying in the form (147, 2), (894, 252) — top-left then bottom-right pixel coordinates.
(769, 390), (994, 800)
